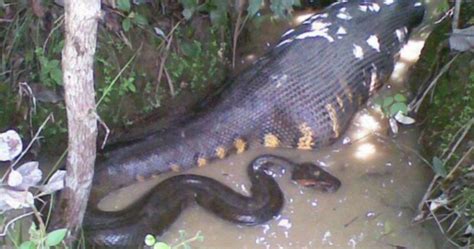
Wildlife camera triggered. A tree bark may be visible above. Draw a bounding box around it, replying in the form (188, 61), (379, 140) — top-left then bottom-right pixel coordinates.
(54, 0), (100, 242)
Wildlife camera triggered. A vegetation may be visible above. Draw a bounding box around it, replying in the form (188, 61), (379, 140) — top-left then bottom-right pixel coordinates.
(407, 5), (474, 246)
(0, 0), (301, 248)
(144, 230), (203, 249)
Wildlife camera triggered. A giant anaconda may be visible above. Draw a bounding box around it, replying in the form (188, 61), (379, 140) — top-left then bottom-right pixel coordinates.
(86, 0), (424, 246)
(85, 155), (341, 248)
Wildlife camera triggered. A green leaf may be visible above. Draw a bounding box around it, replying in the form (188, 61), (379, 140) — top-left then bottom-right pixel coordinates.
(133, 13), (148, 26)
(19, 241), (36, 249)
(382, 97), (394, 108)
(389, 102), (408, 116)
(50, 68), (63, 85)
(122, 18), (131, 32)
(127, 82), (136, 92)
(153, 242), (171, 249)
(248, 0), (263, 17)
(117, 0), (131, 12)
(394, 93), (407, 102)
(144, 234), (156, 246)
(48, 59), (60, 68)
(45, 228), (67, 246)
(432, 157), (447, 177)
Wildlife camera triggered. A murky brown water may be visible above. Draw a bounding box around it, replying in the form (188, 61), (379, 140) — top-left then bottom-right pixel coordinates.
(99, 2), (452, 249)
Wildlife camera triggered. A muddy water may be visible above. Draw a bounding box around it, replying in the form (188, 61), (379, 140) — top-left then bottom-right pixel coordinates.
(99, 3), (449, 249)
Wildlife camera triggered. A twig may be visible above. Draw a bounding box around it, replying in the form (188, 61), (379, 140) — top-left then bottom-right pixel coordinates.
(163, 66), (175, 97)
(231, 1), (249, 69)
(232, 7), (243, 68)
(443, 118), (473, 164)
(452, 0), (461, 31)
(410, 54), (459, 113)
(43, 15), (65, 51)
(445, 146), (474, 180)
(440, 118), (472, 158)
(96, 113), (110, 149)
(172, 231), (202, 248)
(44, 149), (68, 183)
(156, 21), (181, 96)
(0, 211), (34, 237)
(434, 8), (454, 24)
(413, 175), (439, 222)
(10, 113), (53, 167)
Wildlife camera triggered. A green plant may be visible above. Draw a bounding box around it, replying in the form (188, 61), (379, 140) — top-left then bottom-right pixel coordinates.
(167, 27), (225, 92)
(117, 0), (149, 32)
(374, 93), (414, 133)
(377, 93), (409, 117)
(17, 225), (67, 249)
(0, 129), (67, 249)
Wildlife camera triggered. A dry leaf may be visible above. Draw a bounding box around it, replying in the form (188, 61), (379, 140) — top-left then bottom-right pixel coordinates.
(0, 130), (23, 161)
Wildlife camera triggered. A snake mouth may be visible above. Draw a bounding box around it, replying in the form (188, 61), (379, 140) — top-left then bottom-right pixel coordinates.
(295, 178), (341, 193)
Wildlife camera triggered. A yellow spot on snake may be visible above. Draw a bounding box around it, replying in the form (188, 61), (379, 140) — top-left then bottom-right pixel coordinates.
(336, 95), (344, 111)
(358, 95), (364, 105)
(325, 104), (340, 138)
(338, 79), (353, 104)
(197, 157), (207, 167)
(297, 122), (314, 150)
(263, 133), (280, 148)
(344, 87), (353, 103)
(170, 163), (181, 172)
(234, 138), (247, 154)
(215, 146), (227, 159)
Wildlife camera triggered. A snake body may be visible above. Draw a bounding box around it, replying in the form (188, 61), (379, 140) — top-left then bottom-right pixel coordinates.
(84, 155), (341, 248)
(85, 0), (425, 247)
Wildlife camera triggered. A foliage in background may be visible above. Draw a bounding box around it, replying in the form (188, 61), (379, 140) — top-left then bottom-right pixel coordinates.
(0, 0), (301, 246)
(407, 8), (474, 246)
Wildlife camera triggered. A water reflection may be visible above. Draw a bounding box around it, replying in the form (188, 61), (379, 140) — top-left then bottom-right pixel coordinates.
(355, 143), (376, 159)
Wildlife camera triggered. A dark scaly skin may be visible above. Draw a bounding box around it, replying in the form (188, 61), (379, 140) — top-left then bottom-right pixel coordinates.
(85, 0), (425, 246)
(90, 0), (425, 206)
(84, 155), (341, 248)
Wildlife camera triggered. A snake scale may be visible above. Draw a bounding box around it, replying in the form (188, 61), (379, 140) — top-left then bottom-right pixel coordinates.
(85, 0), (425, 247)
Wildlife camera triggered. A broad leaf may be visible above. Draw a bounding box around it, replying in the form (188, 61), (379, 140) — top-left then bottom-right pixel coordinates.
(15, 161), (42, 190)
(117, 0), (131, 12)
(153, 242), (171, 249)
(432, 157), (447, 177)
(45, 228), (68, 246)
(39, 170), (66, 195)
(389, 102), (407, 116)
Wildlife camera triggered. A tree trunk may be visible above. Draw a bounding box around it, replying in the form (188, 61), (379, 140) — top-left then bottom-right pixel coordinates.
(54, 0), (100, 242)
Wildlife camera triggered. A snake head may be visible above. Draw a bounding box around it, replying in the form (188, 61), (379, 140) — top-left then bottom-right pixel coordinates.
(291, 162), (341, 193)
